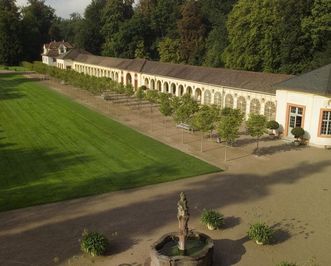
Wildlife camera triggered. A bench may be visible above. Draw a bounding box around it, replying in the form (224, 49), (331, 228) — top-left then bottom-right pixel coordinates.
(176, 123), (196, 133)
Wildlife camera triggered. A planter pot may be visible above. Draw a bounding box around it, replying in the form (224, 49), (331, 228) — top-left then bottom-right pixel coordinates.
(255, 240), (264, 245)
(207, 224), (216, 231)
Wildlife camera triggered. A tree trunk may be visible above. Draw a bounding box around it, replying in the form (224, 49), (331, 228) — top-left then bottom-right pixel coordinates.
(224, 144), (227, 162)
(182, 128), (184, 144)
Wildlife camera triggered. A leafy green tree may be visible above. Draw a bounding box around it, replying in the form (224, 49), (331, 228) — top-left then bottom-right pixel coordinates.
(158, 37), (182, 63)
(177, 0), (207, 65)
(0, 0), (22, 65)
(145, 89), (159, 113)
(57, 13), (85, 48)
(21, 0), (56, 61)
(217, 108), (244, 161)
(246, 114), (267, 152)
(192, 105), (219, 152)
(136, 86), (145, 109)
(80, 0), (106, 54)
(159, 93), (174, 134)
(173, 93), (199, 143)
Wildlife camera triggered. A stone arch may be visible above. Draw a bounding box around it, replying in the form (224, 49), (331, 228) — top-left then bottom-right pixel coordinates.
(237, 96), (247, 114)
(111, 71), (114, 80)
(157, 80), (162, 91)
(151, 79), (155, 90)
(144, 78), (149, 88)
(225, 94), (234, 108)
(186, 86), (193, 95)
(204, 90), (211, 105)
(163, 82), (169, 93)
(264, 101), (276, 120)
(250, 99), (261, 114)
(195, 88), (202, 103)
(126, 73), (132, 85)
(115, 72), (119, 81)
(214, 92), (222, 106)
(178, 85), (184, 96)
(171, 83), (176, 95)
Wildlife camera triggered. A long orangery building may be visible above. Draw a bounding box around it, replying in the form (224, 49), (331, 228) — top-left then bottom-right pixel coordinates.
(42, 41), (331, 148)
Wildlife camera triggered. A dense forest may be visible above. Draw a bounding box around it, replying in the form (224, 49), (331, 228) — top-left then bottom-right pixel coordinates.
(0, 0), (330, 74)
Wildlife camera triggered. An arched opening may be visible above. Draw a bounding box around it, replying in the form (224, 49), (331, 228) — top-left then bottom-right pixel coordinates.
(144, 78), (149, 88)
(157, 80), (162, 91)
(214, 92), (222, 106)
(163, 82), (169, 93)
(178, 85), (184, 96)
(195, 88), (202, 103)
(115, 73), (119, 82)
(237, 96), (247, 114)
(111, 72), (115, 80)
(186, 86), (193, 95)
(264, 101), (276, 120)
(204, 90), (211, 105)
(250, 99), (261, 114)
(171, 83), (176, 95)
(151, 80), (155, 90)
(126, 73), (132, 85)
(225, 94), (234, 108)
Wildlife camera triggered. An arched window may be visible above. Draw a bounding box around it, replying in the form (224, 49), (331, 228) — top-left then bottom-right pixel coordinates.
(204, 90), (211, 105)
(186, 86), (193, 95)
(163, 82), (169, 93)
(157, 80), (162, 91)
(250, 99), (261, 114)
(264, 101), (276, 120)
(151, 80), (155, 90)
(171, 83), (176, 95)
(178, 85), (184, 96)
(214, 92), (222, 106)
(126, 73), (132, 85)
(237, 96), (247, 114)
(144, 78), (149, 88)
(225, 94), (234, 108)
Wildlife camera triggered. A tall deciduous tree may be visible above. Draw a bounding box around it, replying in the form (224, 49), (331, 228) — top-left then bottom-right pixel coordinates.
(158, 37), (182, 63)
(21, 0), (56, 61)
(80, 0), (106, 55)
(0, 0), (22, 65)
(246, 113), (267, 152)
(177, 0), (207, 65)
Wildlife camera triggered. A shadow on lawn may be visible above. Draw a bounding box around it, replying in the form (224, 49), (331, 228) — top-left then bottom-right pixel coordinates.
(0, 73), (33, 101)
(0, 159), (330, 265)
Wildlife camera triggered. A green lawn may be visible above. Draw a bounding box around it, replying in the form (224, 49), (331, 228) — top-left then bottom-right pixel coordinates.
(0, 65), (27, 71)
(0, 74), (220, 211)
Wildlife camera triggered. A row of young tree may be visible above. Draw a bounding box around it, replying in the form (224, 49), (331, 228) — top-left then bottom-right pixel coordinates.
(25, 61), (273, 160)
(1, 0), (330, 74)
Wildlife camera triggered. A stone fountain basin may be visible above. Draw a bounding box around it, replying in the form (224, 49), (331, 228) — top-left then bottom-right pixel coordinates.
(150, 231), (214, 266)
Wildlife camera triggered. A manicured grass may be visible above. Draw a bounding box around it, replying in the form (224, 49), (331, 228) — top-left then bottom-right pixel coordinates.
(0, 74), (220, 211)
(0, 65), (27, 71)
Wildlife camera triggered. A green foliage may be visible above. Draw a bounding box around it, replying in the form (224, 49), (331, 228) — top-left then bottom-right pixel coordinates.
(159, 93), (173, 117)
(291, 127), (305, 140)
(247, 222), (273, 245)
(246, 114), (267, 149)
(276, 262), (297, 266)
(0, 0), (22, 65)
(80, 229), (108, 257)
(158, 37), (182, 63)
(200, 209), (224, 229)
(266, 120), (280, 130)
(177, 0), (207, 65)
(218, 108), (244, 145)
(145, 89), (159, 104)
(136, 86), (145, 100)
(192, 105), (219, 133)
(173, 94), (199, 124)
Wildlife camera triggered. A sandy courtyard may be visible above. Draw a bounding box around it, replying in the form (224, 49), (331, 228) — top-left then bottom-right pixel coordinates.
(0, 75), (330, 266)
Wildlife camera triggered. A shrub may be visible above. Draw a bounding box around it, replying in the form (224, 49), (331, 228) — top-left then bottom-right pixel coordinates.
(291, 127), (305, 140)
(247, 222), (273, 245)
(200, 209), (224, 230)
(266, 120), (279, 130)
(80, 229), (108, 257)
(276, 262), (297, 266)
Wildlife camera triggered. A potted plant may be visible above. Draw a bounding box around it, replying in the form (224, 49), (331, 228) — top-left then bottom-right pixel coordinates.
(80, 229), (109, 257)
(247, 222), (273, 245)
(266, 120), (280, 137)
(290, 127), (305, 146)
(200, 209), (224, 230)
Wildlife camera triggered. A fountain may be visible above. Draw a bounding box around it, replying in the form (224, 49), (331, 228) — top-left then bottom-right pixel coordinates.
(150, 192), (214, 266)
